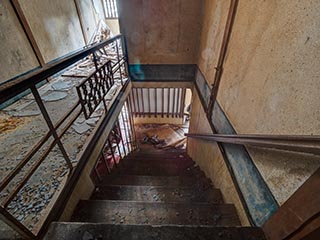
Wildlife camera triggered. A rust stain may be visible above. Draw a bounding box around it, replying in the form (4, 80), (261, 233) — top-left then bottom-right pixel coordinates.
(0, 116), (28, 134)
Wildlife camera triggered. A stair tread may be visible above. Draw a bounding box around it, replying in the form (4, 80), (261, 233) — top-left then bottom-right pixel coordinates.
(91, 185), (223, 203)
(46, 223), (266, 240)
(97, 175), (208, 187)
(111, 162), (202, 176)
(71, 200), (240, 226)
(124, 157), (193, 162)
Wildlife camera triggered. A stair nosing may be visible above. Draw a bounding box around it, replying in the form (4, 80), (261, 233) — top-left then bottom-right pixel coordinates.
(78, 199), (234, 206)
(94, 184), (218, 190)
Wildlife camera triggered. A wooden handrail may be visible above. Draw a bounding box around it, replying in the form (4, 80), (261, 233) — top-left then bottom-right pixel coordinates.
(185, 133), (320, 155)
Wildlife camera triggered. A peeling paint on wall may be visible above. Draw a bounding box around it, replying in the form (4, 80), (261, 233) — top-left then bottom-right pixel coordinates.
(195, 68), (279, 226)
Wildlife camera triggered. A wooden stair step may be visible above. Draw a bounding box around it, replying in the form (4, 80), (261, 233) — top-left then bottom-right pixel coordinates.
(124, 156), (193, 163)
(110, 162), (202, 176)
(127, 153), (191, 160)
(71, 200), (240, 226)
(45, 223), (267, 240)
(91, 185), (223, 203)
(97, 175), (210, 187)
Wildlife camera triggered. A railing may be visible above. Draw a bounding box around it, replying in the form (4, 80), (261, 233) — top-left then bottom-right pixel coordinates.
(91, 100), (137, 182)
(103, 0), (118, 19)
(0, 34), (128, 239)
(129, 87), (187, 118)
(185, 133), (320, 155)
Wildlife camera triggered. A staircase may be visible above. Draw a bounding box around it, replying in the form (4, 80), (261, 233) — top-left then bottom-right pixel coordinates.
(45, 149), (266, 240)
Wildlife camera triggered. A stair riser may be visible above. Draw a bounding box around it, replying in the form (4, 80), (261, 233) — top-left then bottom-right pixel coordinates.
(45, 223), (267, 240)
(98, 176), (202, 187)
(71, 201), (240, 226)
(92, 186), (223, 203)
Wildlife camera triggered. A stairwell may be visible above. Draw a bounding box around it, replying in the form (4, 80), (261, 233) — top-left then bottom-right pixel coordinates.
(45, 148), (266, 239)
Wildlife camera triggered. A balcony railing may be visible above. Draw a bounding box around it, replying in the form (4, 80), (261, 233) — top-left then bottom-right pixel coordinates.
(103, 0), (118, 19)
(129, 87), (187, 119)
(0, 34), (129, 239)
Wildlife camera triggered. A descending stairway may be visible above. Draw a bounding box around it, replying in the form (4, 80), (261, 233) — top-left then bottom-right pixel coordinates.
(45, 150), (266, 240)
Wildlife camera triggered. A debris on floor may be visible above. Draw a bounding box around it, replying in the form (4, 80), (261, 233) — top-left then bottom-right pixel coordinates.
(0, 116), (26, 134)
(0, 20), (127, 234)
(136, 124), (187, 149)
(42, 91), (68, 102)
(51, 81), (73, 91)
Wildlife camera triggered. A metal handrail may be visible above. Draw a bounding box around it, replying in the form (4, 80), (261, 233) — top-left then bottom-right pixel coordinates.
(0, 34), (127, 239)
(0, 34), (122, 104)
(185, 133), (320, 155)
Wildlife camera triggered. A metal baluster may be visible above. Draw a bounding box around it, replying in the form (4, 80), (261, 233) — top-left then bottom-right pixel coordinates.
(108, 137), (118, 167)
(167, 88), (170, 118)
(154, 88), (157, 118)
(31, 86), (73, 170)
(135, 88), (140, 117)
(116, 120), (127, 156)
(115, 39), (123, 85)
(124, 101), (133, 151)
(148, 88), (151, 118)
(126, 98), (138, 150)
(140, 88), (144, 117)
(120, 108), (131, 152)
(101, 152), (111, 174)
(162, 88), (164, 118)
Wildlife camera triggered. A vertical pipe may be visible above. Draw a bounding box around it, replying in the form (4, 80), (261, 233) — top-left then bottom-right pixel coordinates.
(207, 0), (239, 120)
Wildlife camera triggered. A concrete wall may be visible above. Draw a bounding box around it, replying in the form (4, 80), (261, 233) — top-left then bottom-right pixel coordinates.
(18, 0), (85, 63)
(118, 0), (202, 64)
(215, 0), (320, 205)
(189, 0), (320, 224)
(75, 0), (97, 43)
(106, 19), (120, 35)
(0, 0), (112, 83)
(0, 1), (39, 83)
(188, 90), (250, 226)
(197, 0), (230, 85)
